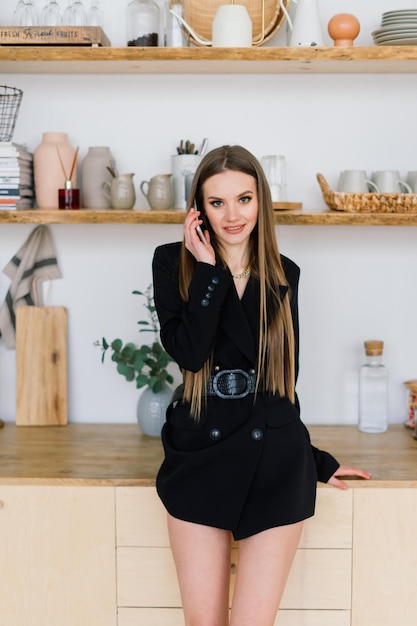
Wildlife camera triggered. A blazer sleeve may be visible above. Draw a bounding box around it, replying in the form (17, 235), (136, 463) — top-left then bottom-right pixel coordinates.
(311, 445), (340, 483)
(152, 243), (233, 372)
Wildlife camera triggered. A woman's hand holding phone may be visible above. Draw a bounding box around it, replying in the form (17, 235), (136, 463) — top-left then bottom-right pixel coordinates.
(184, 203), (214, 265)
(193, 203), (208, 246)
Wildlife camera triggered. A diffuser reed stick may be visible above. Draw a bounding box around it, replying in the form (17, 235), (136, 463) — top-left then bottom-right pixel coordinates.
(57, 145), (79, 182)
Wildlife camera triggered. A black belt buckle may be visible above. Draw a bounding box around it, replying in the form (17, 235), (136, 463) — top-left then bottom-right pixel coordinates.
(212, 368), (254, 399)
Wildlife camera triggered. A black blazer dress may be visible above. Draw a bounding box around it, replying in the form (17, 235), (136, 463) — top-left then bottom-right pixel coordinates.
(152, 242), (339, 540)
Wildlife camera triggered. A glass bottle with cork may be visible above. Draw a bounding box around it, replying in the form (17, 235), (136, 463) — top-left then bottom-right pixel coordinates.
(358, 340), (388, 433)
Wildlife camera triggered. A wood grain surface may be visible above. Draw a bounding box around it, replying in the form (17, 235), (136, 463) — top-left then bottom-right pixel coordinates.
(0, 423), (415, 485)
(16, 307), (67, 426)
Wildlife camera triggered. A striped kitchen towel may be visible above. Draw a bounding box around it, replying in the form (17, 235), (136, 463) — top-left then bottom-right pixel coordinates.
(0, 225), (62, 349)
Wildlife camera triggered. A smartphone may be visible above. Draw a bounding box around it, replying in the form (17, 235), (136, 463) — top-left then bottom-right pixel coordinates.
(193, 201), (208, 245)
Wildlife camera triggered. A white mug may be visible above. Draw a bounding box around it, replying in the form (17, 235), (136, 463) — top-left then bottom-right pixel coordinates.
(406, 171), (417, 193)
(338, 170), (379, 193)
(371, 171), (412, 194)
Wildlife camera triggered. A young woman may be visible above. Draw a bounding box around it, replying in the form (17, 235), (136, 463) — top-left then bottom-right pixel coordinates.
(152, 145), (370, 626)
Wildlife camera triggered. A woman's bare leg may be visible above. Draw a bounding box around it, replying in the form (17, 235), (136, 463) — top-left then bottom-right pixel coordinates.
(230, 521), (304, 626)
(167, 513), (232, 626)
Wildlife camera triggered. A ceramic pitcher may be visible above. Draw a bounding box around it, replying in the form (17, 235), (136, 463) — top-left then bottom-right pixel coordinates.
(102, 173), (136, 210)
(140, 173), (173, 210)
(280, 0), (324, 47)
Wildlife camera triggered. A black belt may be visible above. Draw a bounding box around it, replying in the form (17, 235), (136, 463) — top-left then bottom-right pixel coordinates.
(206, 368), (256, 399)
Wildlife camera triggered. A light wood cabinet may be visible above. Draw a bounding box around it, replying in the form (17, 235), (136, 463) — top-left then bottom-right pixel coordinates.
(0, 485), (116, 626)
(0, 426), (416, 625)
(352, 488), (417, 626)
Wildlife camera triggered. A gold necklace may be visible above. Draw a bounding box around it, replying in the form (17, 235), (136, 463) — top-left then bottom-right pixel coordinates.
(231, 265), (251, 279)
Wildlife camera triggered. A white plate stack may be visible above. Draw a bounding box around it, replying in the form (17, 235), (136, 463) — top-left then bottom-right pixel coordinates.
(372, 9), (417, 46)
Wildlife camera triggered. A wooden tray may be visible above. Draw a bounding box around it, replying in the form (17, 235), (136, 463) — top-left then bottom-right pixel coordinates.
(0, 26), (111, 47)
(317, 173), (417, 213)
(272, 202), (302, 211)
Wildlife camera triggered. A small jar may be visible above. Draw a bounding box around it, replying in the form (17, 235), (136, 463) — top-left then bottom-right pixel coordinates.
(404, 379), (417, 431)
(127, 0), (160, 47)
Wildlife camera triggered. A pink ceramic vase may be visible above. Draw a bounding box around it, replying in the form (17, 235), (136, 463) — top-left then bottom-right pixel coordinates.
(34, 132), (77, 209)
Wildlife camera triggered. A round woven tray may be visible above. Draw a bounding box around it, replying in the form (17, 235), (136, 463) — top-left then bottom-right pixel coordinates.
(317, 173), (417, 213)
(182, 0), (289, 46)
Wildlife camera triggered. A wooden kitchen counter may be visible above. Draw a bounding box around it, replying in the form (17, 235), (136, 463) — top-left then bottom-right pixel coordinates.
(0, 423), (415, 486)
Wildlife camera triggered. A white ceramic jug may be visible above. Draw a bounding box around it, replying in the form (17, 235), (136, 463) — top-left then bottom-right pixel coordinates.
(170, 4), (253, 47)
(280, 0), (324, 47)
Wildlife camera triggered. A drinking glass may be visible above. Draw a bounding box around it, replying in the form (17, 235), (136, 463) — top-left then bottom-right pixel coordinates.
(40, 1), (63, 26)
(69, 0), (87, 25)
(20, 0), (39, 26)
(87, 0), (102, 27)
(63, 1), (73, 24)
(261, 155), (287, 202)
(13, 0), (27, 24)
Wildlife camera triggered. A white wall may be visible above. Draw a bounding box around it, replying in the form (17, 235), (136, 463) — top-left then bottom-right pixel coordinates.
(0, 0), (416, 426)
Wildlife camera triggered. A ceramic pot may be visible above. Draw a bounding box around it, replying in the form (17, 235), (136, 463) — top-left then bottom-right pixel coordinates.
(81, 146), (116, 209)
(34, 132), (77, 209)
(136, 383), (172, 437)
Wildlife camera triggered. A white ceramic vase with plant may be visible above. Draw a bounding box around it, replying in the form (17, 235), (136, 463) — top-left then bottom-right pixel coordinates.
(96, 284), (174, 436)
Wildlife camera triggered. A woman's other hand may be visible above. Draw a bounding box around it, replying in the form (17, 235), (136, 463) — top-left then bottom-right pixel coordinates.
(327, 465), (372, 490)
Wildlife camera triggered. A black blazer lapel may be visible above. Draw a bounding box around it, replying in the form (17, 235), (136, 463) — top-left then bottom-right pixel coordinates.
(218, 281), (257, 364)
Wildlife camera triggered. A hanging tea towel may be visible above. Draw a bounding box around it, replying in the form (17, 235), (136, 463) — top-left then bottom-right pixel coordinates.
(0, 225), (62, 349)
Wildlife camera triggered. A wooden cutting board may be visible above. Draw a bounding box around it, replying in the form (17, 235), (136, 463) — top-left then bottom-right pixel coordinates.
(16, 306), (68, 426)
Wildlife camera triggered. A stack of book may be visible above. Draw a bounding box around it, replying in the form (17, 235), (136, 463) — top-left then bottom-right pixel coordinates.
(0, 142), (34, 210)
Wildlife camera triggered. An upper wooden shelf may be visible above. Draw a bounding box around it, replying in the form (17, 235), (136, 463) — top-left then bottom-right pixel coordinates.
(0, 46), (417, 74)
(2, 209), (417, 226)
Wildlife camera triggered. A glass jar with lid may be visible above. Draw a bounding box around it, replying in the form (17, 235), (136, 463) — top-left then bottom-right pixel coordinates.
(127, 0), (160, 47)
(404, 379), (417, 431)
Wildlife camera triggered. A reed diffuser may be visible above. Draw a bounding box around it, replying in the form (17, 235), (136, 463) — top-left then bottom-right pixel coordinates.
(57, 145), (80, 210)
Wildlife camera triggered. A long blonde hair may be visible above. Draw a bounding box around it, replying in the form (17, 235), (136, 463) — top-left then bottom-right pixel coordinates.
(179, 146), (295, 418)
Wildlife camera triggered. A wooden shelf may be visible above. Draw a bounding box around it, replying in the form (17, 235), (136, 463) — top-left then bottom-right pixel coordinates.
(2, 209), (417, 226)
(1, 46), (417, 75)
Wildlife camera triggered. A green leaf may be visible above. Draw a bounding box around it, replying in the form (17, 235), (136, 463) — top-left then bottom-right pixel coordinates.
(111, 338), (123, 351)
(136, 373), (149, 389)
(117, 362), (135, 381)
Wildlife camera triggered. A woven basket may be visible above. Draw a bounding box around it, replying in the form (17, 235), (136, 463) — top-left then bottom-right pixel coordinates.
(182, 0), (289, 46)
(317, 173), (417, 213)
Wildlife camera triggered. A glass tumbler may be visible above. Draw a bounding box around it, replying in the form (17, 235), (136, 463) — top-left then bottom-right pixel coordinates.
(261, 155), (287, 203)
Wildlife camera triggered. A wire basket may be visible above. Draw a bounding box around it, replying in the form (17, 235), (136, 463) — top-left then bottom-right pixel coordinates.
(0, 85), (23, 142)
